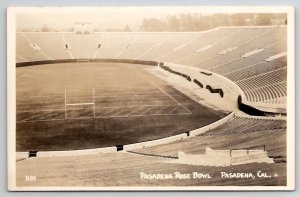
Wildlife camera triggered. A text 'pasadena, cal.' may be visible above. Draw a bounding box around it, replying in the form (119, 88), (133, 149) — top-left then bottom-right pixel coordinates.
(140, 171), (273, 180)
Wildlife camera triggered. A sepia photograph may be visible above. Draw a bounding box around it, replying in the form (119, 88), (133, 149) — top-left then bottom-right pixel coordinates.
(7, 6), (295, 191)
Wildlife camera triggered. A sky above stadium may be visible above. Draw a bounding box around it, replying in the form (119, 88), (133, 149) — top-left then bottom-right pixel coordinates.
(16, 7), (216, 31)
(16, 6), (286, 31)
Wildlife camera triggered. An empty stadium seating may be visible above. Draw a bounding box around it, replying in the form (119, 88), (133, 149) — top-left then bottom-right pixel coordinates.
(131, 116), (286, 160)
(15, 26), (288, 187)
(16, 26), (287, 108)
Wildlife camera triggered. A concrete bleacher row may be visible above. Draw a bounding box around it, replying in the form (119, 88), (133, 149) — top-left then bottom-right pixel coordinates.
(198, 116), (286, 136)
(242, 81), (287, 104)
(16, 149), (287, 186)
(16, 26), (287, 106)
(237, 68), (287, 103)
(131, 116), (286, 160)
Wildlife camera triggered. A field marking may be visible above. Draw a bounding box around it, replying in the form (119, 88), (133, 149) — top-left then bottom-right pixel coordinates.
(75, 109), (95, 118)
(167, 106), (178, 114)
(96, 107), (121, 117)
(17, 110), (46, 121)
(93, 88), (96, 118)
(16, 68), (36, 81)
(94, 97), (171, 101)
(17, 118), (66, 123)
(24, 110), (62, 121)
(152, 106), (169, 115)
(17, 112), (192, 123)
(36, 111), (61, 121)
(139, 106), (155, 115)
(119, 106), (146, 116)
(130, 113), (191, 117)
(17, 75), (193, 121)
(16, 104), (180, 113)
(132, 68), (192, 114)
(66, 103), (94, 106)
(16, 104), (192, 122)
(17, 106), (174, 115)
(20, 112), (45, 122)
(17, 113), (36, 121)
(16, 107), (65, 112)
(64, 90), (67, 118)
(109, 107), (135, 117)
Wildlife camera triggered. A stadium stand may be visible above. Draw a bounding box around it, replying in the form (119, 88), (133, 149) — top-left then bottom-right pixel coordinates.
(15, 26), (288, 187)
(16, 26), (287, 111)
(16, 148), (287, 186)
(130, 116), (286, 161)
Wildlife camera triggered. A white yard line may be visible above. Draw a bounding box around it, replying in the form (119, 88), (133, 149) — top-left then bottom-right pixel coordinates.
(138, 106), (155, 115)
(130, 113), (191, 117)
(17, 113), (35, 121)
(132, 68), (192, 114)
(17, 118), (66, 123)
(16, 105), (178, 113)
(36, 111), (60, 121)
(21, 112), (44, 122)
(97, 107), (121, 117)
(167, 106), (178, 114)
(65, 102), (94, 106)
(18, 109), (192, 123)
(110, 107), (134, 117)
(124, 106), (147, 116)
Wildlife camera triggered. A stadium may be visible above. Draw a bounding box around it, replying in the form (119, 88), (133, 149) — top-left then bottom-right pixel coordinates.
(14, 14), (289, 188)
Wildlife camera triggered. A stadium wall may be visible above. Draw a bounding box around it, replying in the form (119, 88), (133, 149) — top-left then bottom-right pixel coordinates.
(189, 112), (235, 136)
(123, 133), (188, 151)
(16, 58), (158, 67)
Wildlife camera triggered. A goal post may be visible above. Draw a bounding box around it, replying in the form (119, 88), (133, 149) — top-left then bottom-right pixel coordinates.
(64, 88), (96, 119)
